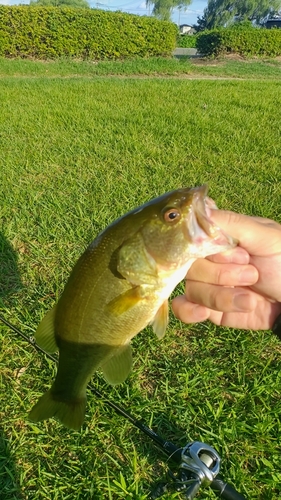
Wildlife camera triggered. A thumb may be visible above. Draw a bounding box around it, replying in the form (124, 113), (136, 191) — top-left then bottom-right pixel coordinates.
(210, 210), (280, 256)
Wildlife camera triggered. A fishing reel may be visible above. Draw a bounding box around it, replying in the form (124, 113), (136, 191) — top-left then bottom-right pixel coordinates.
(150, 441), (245, 499)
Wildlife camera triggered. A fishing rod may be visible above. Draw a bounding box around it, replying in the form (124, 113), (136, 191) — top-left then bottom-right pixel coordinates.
(0, 313), (247, 499)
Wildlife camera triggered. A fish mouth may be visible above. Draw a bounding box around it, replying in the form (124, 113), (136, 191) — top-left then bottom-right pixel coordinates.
(187, 185), (237, 248)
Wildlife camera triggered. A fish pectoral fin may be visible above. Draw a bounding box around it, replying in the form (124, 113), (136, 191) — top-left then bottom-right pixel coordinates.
(106, 286), (144, 316)
(35, 306), (58, 353)
(151, 300), (169, 339)
(100, 344), (133, 385)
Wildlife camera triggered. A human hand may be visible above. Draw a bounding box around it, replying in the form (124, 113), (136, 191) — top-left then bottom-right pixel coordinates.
(172, 210), (281, 330)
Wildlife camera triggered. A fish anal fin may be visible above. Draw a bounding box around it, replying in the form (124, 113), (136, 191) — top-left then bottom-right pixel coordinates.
(106, 287), (144, 316)
(151, 300), (169, 339)
(35, 306), (58, 353)
(101, 344), (132, 385)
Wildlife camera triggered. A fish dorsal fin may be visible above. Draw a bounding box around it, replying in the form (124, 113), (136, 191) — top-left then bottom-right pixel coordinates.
(35, 306), (58, 353)
(151, 300), (169, 339)
(100, 344), (133, 385)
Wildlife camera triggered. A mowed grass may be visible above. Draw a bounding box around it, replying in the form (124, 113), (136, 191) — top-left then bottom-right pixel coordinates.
(0, 57), (281, 500)
(0, 55), (280, 79)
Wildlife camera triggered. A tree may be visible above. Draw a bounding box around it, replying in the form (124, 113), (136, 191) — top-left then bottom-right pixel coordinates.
(195, 0), (281, 29)
(30, 0), (90, 7)
(146, 0), (192, 21)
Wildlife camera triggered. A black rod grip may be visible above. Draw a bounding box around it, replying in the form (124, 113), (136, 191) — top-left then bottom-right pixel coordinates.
(211, 476), (246, 499)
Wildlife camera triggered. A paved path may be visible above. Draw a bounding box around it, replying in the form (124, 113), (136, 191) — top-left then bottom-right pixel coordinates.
(173, 48), (199, 57)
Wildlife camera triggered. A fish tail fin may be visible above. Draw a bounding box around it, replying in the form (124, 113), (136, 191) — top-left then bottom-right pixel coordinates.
(28, 390), (86, 431)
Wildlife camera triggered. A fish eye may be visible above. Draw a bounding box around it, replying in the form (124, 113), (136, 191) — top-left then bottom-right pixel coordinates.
(163, 208), (181, 223)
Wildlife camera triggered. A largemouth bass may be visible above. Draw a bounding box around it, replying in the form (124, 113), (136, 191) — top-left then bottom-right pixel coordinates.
(29, 185), (236, 430)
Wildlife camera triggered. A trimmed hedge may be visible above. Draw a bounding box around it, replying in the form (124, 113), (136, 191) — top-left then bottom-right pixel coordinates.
(196, 28), (281, 57)
(0, 6), (178, 59)
(176, 34), (197, 48)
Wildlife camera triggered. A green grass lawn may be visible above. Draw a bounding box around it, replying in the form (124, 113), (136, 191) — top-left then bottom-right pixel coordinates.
(0, 55), (280, 79)
(1, 56), (281, 499)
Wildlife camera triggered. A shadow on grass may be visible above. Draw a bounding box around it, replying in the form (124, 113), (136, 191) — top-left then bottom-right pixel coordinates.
(0, 430), (23, 500)
(0, 232), (22, 307)
(0, 235), (23, 498)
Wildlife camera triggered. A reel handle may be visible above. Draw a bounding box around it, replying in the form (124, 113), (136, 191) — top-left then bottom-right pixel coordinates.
(184, 481), (201, 499)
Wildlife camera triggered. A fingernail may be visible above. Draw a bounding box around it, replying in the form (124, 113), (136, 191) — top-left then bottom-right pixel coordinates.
(192, 304), (209, 322)
(233, 293), (252, 310)
(238, 268), (258, 284)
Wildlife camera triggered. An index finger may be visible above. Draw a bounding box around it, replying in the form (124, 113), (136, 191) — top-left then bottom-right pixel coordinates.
(207, 246), (250, 265)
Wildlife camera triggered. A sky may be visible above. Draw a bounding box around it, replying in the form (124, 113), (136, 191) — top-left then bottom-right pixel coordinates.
(1, 0), (208, 26)
(90, 0), (208, 26)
